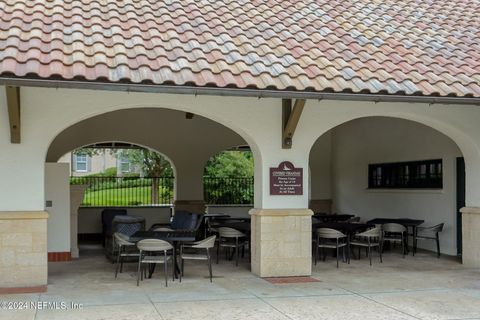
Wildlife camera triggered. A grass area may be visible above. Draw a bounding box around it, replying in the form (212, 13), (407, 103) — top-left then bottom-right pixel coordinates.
(82, 186), (173, 206)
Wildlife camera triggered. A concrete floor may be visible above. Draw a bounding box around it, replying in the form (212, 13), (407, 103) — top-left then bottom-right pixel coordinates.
(2, 246), (480, 320)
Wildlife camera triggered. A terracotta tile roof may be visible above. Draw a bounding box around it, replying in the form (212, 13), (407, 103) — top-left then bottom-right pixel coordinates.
(1, 0), (480, 98)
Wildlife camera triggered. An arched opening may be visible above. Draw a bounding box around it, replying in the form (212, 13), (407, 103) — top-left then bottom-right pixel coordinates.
(43, 107), (256, 271)
(309, 116), (465, 258)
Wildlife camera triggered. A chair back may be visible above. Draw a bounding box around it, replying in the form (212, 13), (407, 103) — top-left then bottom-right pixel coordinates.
(102, 209), (127, 235)
(419, 223), (444, 235)
(316, 228), (346, 239)
(382, 223), (406, 233)
(114, 232), (133, 246)
(356, 227), (381, 238)
(113, 215), (146, 236)
(171, 210), (199, 230)
(427, 223), (444, 233)
(347, 216), (361, 223)
(193, 235), (217, 248)
(218, 227), (245, 238)
(137, 239), (173, 252)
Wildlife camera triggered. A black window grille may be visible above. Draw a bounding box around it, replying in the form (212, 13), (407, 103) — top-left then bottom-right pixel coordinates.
(368, 159), (443, 189)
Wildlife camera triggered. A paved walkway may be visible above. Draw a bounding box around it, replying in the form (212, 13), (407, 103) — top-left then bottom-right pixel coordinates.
(2, 246), (480, 320)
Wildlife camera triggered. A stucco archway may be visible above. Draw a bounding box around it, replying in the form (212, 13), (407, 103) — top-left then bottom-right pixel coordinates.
(308, 116), (465, 256)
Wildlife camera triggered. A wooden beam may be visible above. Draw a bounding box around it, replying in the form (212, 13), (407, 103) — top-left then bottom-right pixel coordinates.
(6, 86), (20, 143)
(282, 99), (292, 148)
(282, 99), (305, 149)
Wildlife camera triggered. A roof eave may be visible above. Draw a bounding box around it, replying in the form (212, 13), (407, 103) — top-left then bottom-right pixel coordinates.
(1, 77), (480, 106)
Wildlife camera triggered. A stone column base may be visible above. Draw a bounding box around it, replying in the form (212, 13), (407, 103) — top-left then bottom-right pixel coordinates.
(0, 211), (49, 292)
(174, 200), (206, 214)
(461, 207), (480, 267)
(249, 208), (313, 277)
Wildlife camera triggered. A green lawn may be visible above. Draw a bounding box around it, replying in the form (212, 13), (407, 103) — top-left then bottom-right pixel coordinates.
(82, 186), (173, 206)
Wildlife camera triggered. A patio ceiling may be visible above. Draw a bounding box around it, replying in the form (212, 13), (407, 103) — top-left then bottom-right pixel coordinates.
(0, 0), (480, 99)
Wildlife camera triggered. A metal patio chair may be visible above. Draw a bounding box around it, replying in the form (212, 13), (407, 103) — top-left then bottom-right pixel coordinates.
(414, 223), (444, 258)
(179, 235), (216, 282)
(315, 228), (349, 268)
(350, 227), (383, 266)
(382, 223), (407, 258)
(113, 232), (140, 278)
(136, 239), (174, 287)
(216, 227), (247, 267)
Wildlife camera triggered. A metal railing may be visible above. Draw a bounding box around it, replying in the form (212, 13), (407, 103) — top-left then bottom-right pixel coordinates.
(203, 177), (254, 205)
(70, 176), (254, 206)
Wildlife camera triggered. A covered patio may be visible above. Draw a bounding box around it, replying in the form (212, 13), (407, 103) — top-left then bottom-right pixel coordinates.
(1, 0), (480, 319)
(2, 248), (479, 320)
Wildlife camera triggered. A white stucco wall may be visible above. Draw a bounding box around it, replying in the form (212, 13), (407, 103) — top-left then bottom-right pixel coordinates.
(1, 86), (480, 213)
(331, 117), (462, 255)
(309, 131), (332, 200)
(44, 163), (71, 252)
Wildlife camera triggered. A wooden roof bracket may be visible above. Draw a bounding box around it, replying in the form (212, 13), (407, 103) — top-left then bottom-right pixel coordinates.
(6, 86), (21, 143)
(282, 98), (305, 149)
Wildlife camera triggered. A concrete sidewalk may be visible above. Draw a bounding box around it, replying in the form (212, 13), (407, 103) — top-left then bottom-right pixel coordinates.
(2, 247), (479, 320)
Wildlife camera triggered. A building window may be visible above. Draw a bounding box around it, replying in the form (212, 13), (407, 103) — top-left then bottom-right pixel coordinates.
(368, 159), (443, 189)
(75, 154), (88, 172)
(119, 158), (131, 173)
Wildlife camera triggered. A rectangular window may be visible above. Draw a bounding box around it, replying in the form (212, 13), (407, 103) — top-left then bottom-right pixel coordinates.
(75, 154), (88, 172)
(120, 158), (131, 173)
(368, 159), (443, 189)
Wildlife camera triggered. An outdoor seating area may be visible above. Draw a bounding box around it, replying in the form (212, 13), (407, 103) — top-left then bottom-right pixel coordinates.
(311, 213), (443, 268)
(107, 209), (447, 290)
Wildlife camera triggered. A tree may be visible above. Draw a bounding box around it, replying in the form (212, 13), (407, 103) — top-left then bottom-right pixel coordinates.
(117, 149), (173, 204)
(204, 151), (254, 177)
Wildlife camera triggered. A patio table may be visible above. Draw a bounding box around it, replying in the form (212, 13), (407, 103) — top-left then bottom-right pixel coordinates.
(313, 213), (355, 222)
(367, 218), (425, 255)
(312, 221), (374, 236)
(129, 230), (196, 279)
(216, 221), (251, 233)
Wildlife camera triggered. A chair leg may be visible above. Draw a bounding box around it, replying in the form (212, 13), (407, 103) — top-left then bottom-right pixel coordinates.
(436, 235), (441, 258)
(216, 242), (220, 264)
(208, 258), (213, 283)
(368, 245), (372, 266)
(172, 255), (175, 282)
(115, 245), (121, 279)
(180, 258), (183, 283)
(402, 239), (405, 258)
(235, 246), (239, 267)
(347, 243), (350, 264)
(314, 244), (318, 265)
(336, 246), (339, 268)
(136, 253), (142, 287)
(164, 254), (168, 287)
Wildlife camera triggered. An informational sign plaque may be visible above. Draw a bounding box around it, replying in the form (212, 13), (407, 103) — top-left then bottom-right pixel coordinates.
(270, 161), (303, 195)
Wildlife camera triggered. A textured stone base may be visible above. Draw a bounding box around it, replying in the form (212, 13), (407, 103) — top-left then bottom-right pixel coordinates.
(461, 207), (480, 267)
(0, 211), (48, 289)
(250, 208), (313, 277)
